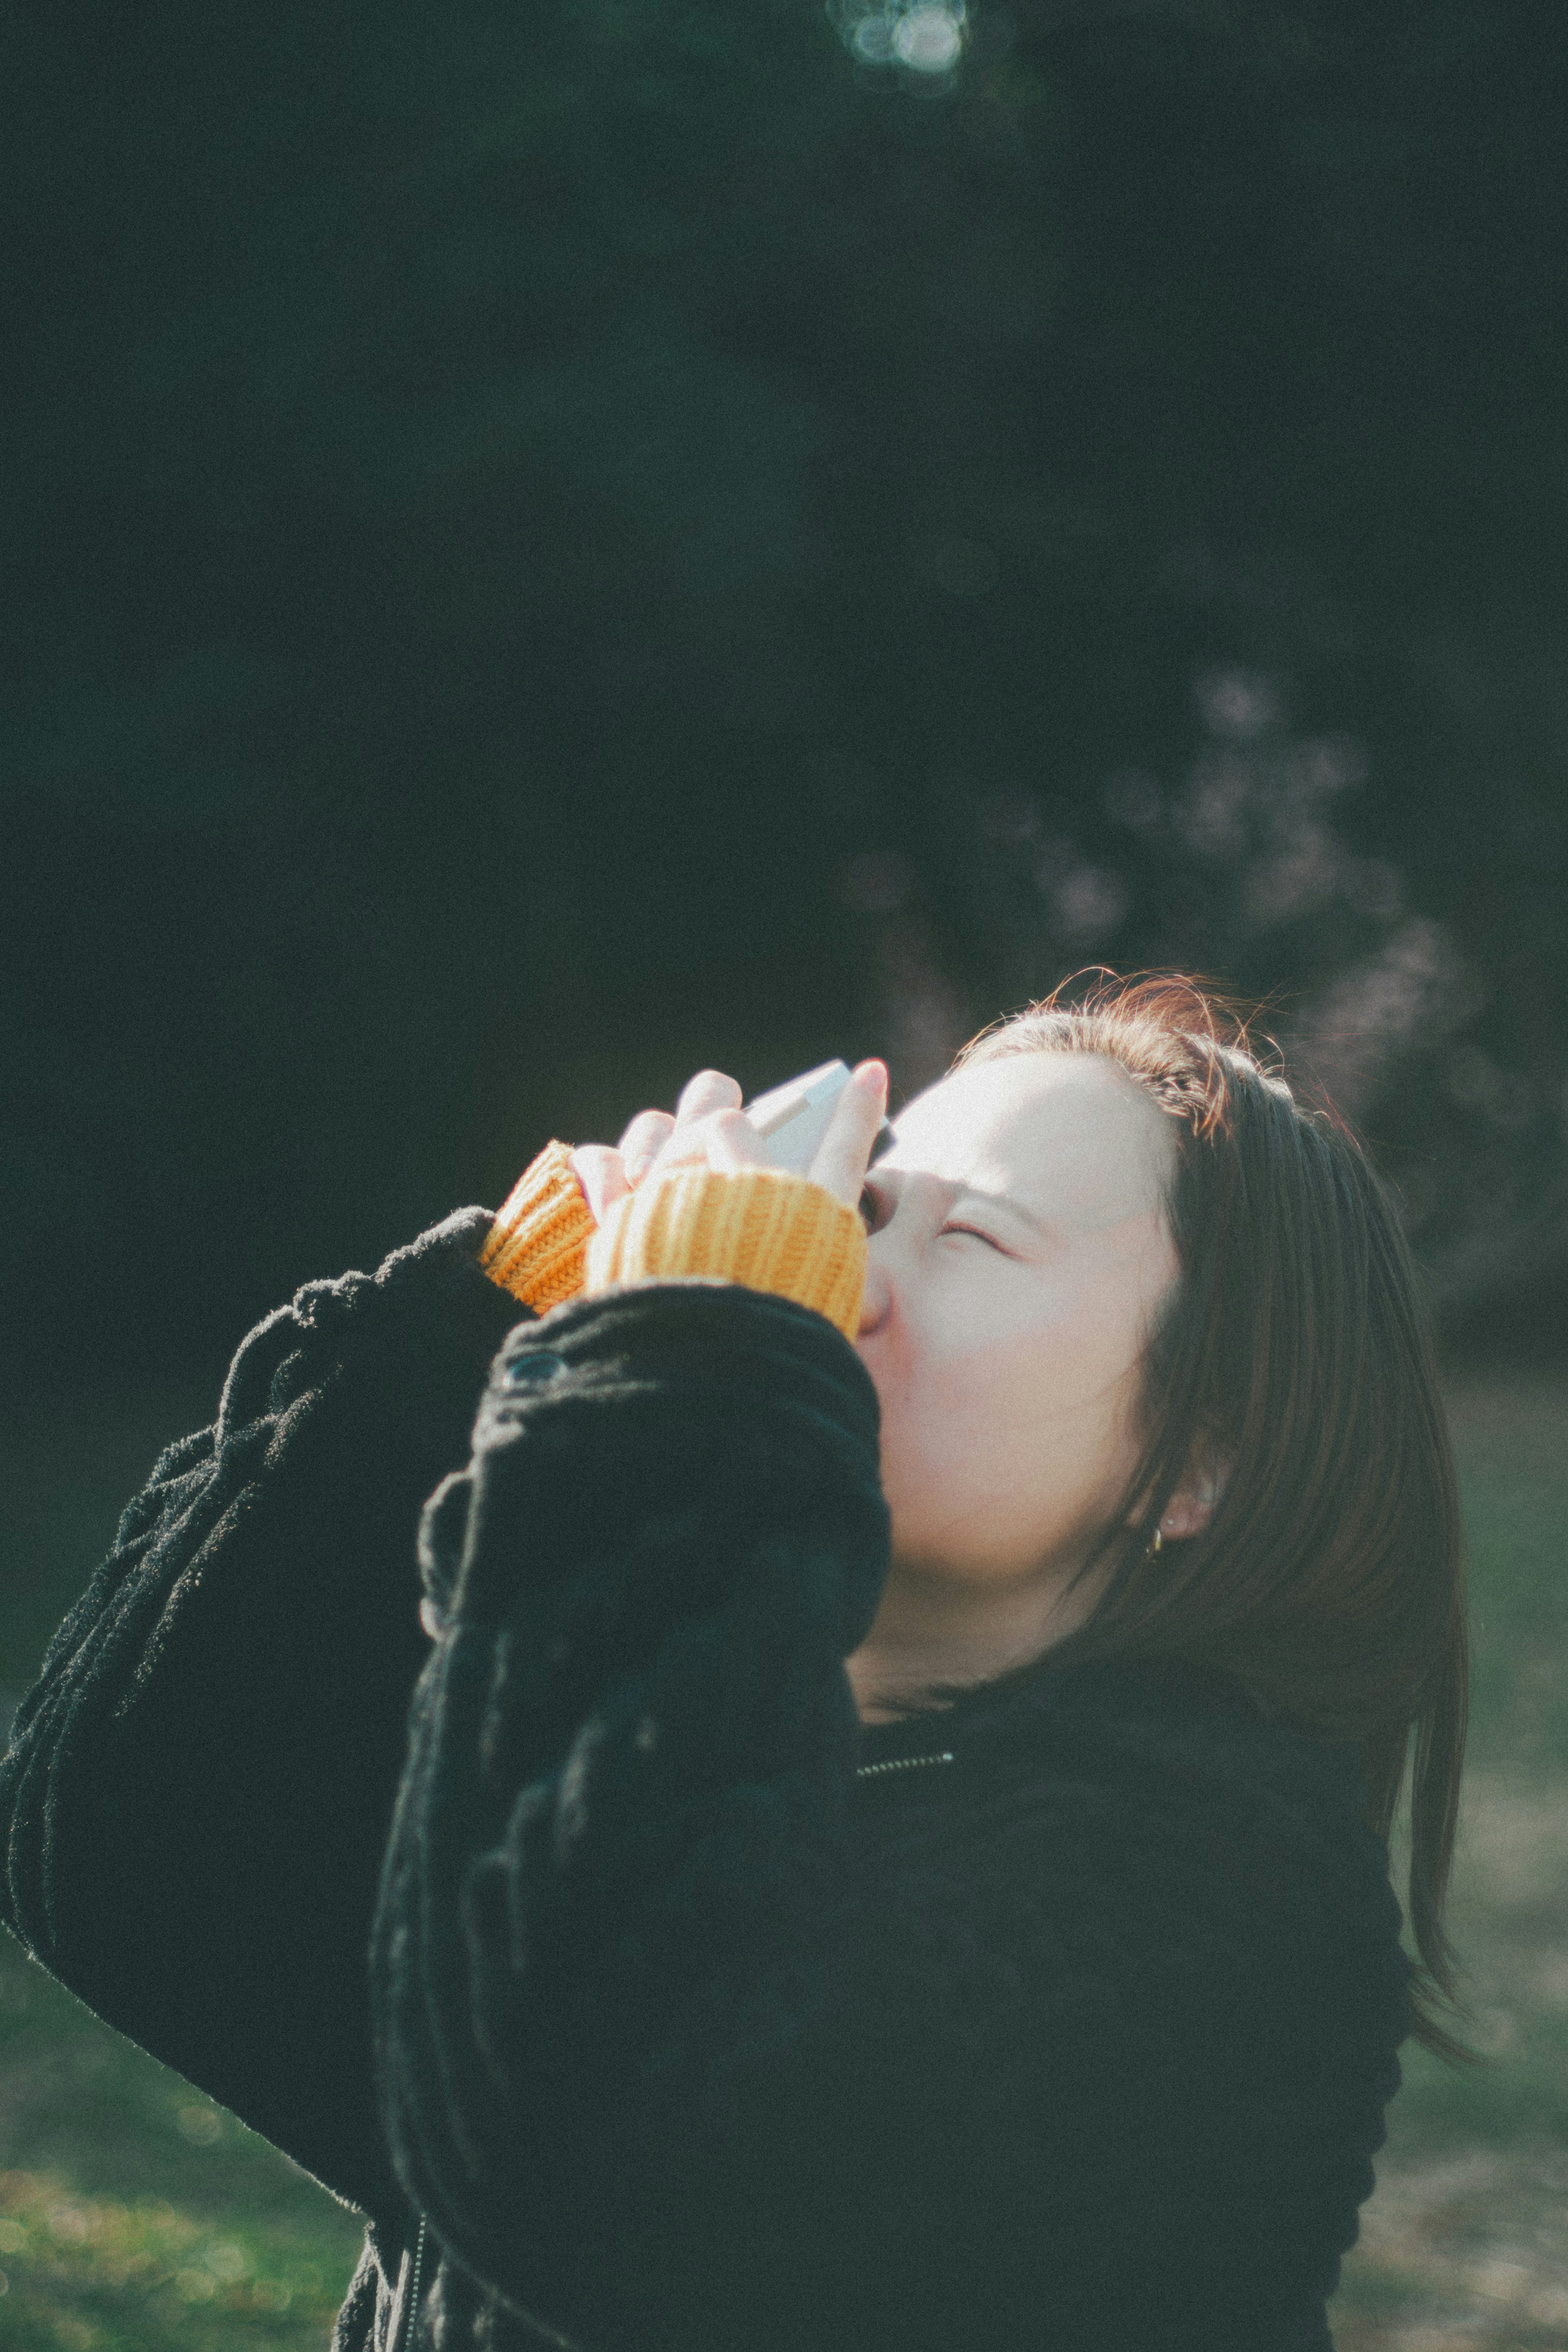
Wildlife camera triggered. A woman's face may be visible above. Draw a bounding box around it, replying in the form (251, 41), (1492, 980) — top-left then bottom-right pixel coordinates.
(854, 1050), (1180, 1595)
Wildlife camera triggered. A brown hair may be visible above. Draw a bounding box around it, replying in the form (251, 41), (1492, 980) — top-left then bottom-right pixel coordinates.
(944, 970), (1472, 2064)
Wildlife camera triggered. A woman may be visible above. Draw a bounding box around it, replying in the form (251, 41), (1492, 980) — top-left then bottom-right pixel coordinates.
(0, 974), (1468, 2351)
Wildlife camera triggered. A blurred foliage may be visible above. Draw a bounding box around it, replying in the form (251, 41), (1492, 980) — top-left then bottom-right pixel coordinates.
(3, 0), (1568, 1367)
(0, 2151), (361, 2352)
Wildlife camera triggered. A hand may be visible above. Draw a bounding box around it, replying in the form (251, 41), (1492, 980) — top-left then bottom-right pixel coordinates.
(569, 1061), (889, 1224)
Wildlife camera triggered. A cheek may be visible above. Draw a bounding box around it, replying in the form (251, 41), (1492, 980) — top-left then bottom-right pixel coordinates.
(893, 1287), (1137, 1455)
(872, 1279), (1156, 1566)
(876, 1336), (1072, 1533)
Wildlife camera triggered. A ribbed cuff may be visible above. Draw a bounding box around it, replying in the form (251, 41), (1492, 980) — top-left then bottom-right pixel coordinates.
(478, 1141), (594, 1314)
(584, 1166), (867, 1340)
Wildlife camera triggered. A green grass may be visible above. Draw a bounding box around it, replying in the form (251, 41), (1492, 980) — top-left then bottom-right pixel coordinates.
(0, 1886), (366, 2352)
(1, 1370), (1566, 2347)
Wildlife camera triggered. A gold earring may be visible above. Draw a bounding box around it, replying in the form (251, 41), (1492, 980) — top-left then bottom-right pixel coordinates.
(1148, 1526), (1164, 1556)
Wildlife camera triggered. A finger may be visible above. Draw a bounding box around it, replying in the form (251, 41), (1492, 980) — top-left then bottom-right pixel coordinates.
(616, 1109), (676, 1184)
(704, 1108), (776, 1174)
(644, 1072), (745, 1184)
(674, 1068), (742, 1125)
(568, 1144), (630, 1226)
(808, 1061), (889, 1209)
(646, 1107), (768, 1182)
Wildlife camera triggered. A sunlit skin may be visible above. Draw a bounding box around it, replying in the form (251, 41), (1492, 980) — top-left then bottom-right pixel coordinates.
(571, 1053), (1218, 1724)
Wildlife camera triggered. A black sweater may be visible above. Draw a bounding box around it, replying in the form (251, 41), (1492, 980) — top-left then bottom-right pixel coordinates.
(0, 1211), (1412, 2352)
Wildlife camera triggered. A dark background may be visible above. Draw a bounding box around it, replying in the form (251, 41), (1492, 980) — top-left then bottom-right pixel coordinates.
(4, 14), (1568, 2336)
(6, 0), (1568, 1390)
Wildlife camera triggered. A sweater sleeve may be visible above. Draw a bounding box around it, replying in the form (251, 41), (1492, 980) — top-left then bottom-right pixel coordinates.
(369, 1287), (1406, 2352)
(478, 1138), (869, 1338)
(479, 1141), (596, 1314)
(370, 1283), (890, 2336)
(585, 1163), (867, 1338)
(0, 1207), (525, 2220)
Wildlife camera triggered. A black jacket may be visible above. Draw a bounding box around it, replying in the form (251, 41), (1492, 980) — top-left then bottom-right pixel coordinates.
(0, 1210), (1411, 2352)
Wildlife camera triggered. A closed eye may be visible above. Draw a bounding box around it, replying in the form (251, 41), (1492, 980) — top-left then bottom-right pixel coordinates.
(859, 1181), (1014, 1255)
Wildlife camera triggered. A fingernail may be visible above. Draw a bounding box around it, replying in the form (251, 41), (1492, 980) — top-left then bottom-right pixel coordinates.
(855, 1059), (888, 1089)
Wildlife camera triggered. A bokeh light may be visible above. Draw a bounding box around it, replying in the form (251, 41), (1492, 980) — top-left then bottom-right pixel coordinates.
(829, 0), (969, 77)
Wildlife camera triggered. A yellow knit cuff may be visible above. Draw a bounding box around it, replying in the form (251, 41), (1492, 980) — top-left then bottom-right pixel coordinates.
(584, 1166), (867, 1341)
(479, 1139), (594, 1314)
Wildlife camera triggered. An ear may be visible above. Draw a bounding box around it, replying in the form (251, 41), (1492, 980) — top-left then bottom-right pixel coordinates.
(1158, 1454), (1228, 1542)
